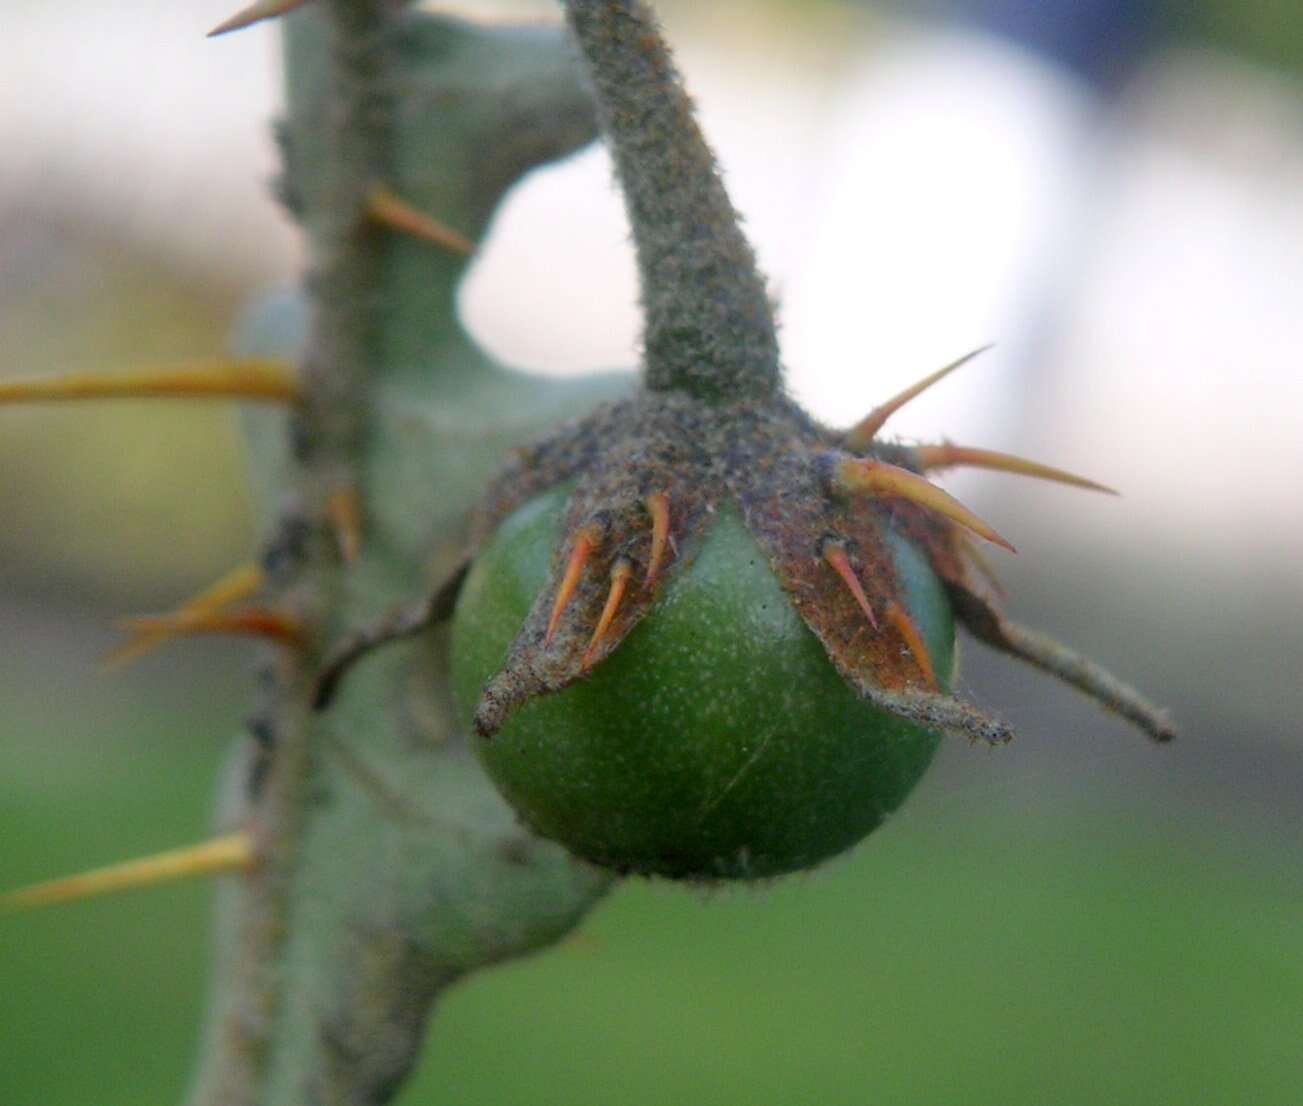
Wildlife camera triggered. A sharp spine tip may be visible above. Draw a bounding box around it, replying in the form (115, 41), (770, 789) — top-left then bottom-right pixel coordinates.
(643, 491), (671, 590)
(102, 562), (265, 670)
(844, 344), (992, 450)
(885, 601), (938, 690)
(545, 525), (602, 647)
(582, 559), (633, 669)
(822, 541), (878, 630)
(913, 444), (1118, 495)
(835, 456), (1016, 553)
(119, 607), (304, 647)
(1, 833), (253, 914)
(208, 0), (311, 37)
(366, 184), (475, 256)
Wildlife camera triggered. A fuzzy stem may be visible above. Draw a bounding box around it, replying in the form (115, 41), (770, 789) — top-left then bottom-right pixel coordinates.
(187, 6), (397, 1105)
(293, 0), (393, 487)
(186, 10), (619, 1106)
(564, 0), (781, 403)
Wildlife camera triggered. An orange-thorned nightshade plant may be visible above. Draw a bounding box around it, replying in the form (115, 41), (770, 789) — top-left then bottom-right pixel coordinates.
(1, 0), (1174, 1099)
(323, 0), (1175, 880)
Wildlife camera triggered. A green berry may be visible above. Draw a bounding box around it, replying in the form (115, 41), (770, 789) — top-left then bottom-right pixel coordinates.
(450, 484), (955, 880)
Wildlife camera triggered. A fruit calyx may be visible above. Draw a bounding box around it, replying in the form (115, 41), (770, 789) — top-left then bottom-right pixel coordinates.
(469, 387), (1019, 745)
(319, 0), (1173, 751)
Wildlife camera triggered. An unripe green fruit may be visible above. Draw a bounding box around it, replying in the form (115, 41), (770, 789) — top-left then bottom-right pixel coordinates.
(451, 485), (957, 880)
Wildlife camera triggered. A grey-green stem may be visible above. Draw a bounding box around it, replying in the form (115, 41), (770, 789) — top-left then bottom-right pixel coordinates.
(186, 8), (622, 1106)
(187, 4), (396, 1103)
(564, 0), (782, 403)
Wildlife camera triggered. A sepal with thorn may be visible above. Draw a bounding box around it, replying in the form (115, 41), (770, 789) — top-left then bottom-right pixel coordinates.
(444, 0), (1173, 880)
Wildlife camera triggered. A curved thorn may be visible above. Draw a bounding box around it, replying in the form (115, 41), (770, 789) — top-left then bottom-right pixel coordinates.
(102, 562), (265, 671)
(644, 491), (671, 590)
(835, 457), (1016, 553)
(914, 444), (1118, 495)
(367, 184), (475, 256)
(208, 0), (312, 37)
(885, 601), (937, 690)
(1, 833), (253, 914)
(844, 345), (992, 450)
(582, 559), (633, 669)
(545, 525), (601, 647)
(119, 607), (304, 647)
(327, 484), (363, 564)
(822, 542), (878, 630)
(0, 360), (299, 405)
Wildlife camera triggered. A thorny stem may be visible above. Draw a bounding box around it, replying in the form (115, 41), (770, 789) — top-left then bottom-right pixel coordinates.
(294, 0), (393, 487)
(564, 0), (782, 403)
(191, 4), (397, 1104)
(187, 8), (618, 1105)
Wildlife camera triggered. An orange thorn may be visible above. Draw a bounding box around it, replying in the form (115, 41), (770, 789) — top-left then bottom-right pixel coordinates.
(118, 607), (304, 647)
(913, 444), (1118, 495)
(835, 457), (1016, 553)
(0, 359), (299, 405)
(327, 485), (363, 564)
(582, 559), (633, 669)
(366, 184), (475, 257)
(885, 601), (938, 690)
(843, 345), (992, 450)
(822, 542), (878, 630)
(545, 525), (602, 648)
(207, 0), (312, 37)
(1, 832), (253, 914)
(102, 562), (266, 671)
(644, 491), (671, 590)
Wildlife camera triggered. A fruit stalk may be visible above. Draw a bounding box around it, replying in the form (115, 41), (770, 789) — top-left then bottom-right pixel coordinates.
(448, 0), (1171, 886)
(565, 0), (781, 402)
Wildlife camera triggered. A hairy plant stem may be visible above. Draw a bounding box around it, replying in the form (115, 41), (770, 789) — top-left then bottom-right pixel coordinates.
(187, 9), (619, 1106)
(190, 6), (398, 1106)
(564, 0), (781, 403)
(294, 0), (393, 487)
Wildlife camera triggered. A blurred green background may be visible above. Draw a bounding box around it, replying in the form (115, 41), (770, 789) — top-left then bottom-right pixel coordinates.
(2, 1), (1301, 1104)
